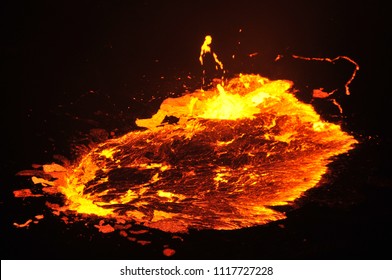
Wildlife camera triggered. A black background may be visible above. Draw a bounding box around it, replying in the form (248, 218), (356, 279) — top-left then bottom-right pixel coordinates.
(1, 0), (391, 259)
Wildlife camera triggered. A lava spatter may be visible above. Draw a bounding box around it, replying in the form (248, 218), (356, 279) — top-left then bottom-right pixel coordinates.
(18, 74), (357, 234)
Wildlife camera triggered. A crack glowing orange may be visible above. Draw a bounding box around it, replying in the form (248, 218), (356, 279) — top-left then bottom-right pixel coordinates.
(16, 35), (358, 235)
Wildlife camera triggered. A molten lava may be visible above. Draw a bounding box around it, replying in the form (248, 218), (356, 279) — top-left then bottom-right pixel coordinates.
(23, 73), (357, 233)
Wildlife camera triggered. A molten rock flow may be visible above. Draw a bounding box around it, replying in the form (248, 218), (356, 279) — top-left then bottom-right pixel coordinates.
(25, 74), (357, 233)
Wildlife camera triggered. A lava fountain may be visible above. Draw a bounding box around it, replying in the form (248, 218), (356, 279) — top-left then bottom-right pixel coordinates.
(15, 36), (358, 235)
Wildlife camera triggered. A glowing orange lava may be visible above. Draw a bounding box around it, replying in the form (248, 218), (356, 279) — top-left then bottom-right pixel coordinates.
(20, 73), (357, 233)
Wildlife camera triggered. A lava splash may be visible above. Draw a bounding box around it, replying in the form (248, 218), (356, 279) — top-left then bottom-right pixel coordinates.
(24, 74), (357, 233)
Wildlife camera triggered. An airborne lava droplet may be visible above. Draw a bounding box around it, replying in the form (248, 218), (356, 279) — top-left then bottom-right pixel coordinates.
(163, 248), (176, 257)
(13, 219), (33, 228)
